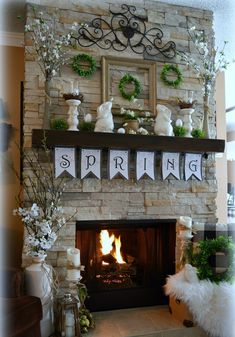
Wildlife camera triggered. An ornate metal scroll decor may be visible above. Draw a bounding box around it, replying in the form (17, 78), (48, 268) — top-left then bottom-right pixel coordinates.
(71, 4), (176, 59)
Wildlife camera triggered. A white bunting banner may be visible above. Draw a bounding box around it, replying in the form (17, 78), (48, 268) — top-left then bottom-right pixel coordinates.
(184, 153), (202, 181)
(136, 151), (155, 180)
(162, 152), (180, 180)
(81, 149), (101, 179)
(55, 147), (76, 178)
(109, 150), (129, 180)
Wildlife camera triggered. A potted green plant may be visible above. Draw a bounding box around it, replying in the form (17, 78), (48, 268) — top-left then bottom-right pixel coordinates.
(51, 118), (68, 130)
(191, 128), (205, 138)
(173, 125), (187, 137)
(120, 107), (139, 133)
(79, 121), (95, 132)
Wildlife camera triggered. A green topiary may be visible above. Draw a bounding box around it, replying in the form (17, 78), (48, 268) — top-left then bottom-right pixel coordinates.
(51, 118), (68, 130)
(192, 236), (235, 283)
(173, 125), (187, 137)
(72, 53), (97, 77)
(160, 64), (183, 88)
(79, 121), (95, 132)
(191, 128), (205, 138)
(118, 73), (141, 101)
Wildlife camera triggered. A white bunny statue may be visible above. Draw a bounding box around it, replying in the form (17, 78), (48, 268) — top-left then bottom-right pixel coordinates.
(154, 104), (174, 136)
(94, 100), (114, 133)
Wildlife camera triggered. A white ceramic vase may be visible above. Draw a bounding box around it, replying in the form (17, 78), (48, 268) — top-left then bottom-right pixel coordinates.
(180, 108), (194, 137)
(25, 256), (54, 337)
(66, 99), (81, 131)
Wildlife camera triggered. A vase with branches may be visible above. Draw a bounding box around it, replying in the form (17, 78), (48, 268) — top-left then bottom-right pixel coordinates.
(25, 8), (72, 129)
(178, 26), (234, 138)
(13, 138), (73, 258)
(12, 137), (76, 336)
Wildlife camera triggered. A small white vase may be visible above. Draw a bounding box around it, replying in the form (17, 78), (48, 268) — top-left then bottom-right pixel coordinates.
(25, 256), (54, 337)
(66, 99), (81, 131)
(180, 108), (194, 137)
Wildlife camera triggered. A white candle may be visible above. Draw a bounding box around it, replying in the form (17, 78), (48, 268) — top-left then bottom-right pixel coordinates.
(179, 229), (192, 238)
(65, 312), (74, 327)
(65, 326), (74, 337)
(73, 80), (80, 95)
(67, 269), (81, 281)
(70, 80), (73, 93)
(179, 216), (192, 229)
(67, 248), (80, 267)
(188, 90), (194, 104)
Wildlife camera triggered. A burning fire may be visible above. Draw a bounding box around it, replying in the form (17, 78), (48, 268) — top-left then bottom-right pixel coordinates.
(100, 230), (126, 264)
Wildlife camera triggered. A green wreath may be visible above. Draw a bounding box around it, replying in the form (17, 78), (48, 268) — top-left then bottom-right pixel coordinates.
(72, 53), (97, 77)
(118, 74), (141, 101)
(192, 236), (235, 283)
(160, 64), (183, 88)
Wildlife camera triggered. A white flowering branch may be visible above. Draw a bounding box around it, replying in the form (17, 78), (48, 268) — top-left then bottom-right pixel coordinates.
(178, 26), (233, 96)
(25, 9), (71, 81)
(13, 136), (77, 258)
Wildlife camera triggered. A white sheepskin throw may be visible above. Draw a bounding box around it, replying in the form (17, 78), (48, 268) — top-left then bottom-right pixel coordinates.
(164, 264), (235, 337)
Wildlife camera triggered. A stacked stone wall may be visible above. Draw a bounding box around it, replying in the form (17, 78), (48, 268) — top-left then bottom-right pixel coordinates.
(24, 0), (217, 280)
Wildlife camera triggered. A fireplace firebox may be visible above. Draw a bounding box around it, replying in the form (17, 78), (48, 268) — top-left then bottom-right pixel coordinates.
(76, 219), (176, 311)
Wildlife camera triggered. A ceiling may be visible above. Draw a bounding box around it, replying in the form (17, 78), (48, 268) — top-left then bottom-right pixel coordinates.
(1, 0), (235, 32)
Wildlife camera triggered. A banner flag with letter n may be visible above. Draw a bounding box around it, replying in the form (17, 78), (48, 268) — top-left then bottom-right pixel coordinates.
(81, 149), (101, 179)
(55, 147), (76, 178)
(109, 149), (129, 180)
(184, 153), (202, 181)
(162, 152), (180, 180)
(136, 151), (155, 180)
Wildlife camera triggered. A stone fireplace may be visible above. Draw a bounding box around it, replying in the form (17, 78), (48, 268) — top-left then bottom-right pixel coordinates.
(24, 0), (220, 313)
(76, 219), (176, 311)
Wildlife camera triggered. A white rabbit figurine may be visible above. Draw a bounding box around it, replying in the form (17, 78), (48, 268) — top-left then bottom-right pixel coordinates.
(154, 104), (174, 136)
(94, 100), (114, 133)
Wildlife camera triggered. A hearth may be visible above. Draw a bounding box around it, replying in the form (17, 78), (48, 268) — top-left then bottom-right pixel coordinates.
(76, 219), (176, 311)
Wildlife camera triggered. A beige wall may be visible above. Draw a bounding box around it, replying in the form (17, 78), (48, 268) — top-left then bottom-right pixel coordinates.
(215, 71), (227, 223)
(0, 46), (24, 268)
(215, 72), (227, 223)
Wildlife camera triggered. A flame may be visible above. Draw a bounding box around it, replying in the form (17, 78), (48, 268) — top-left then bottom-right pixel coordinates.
(100, 230), (126, 264)
(113, 236), (126, 264)
(100, 230), (114, 255)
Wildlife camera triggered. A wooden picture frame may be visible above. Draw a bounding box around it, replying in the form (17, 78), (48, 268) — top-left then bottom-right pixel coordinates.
(102, 56), (157, 115)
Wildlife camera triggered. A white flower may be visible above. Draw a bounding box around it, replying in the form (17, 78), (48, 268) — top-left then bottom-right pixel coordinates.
(120, 107), (125, 115)
(129, 111), (135, 118)
(25, 25), (31, 32)
(14, 203), (66, 257)
(30, 203), (40, 217)
(137, 127), (148, 135)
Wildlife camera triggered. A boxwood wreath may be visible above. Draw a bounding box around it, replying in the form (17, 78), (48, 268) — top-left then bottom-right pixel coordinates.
(160, 64), (183, 88)
(192, 236), (235, 283)
(72, 53), (97, 77)
(118, 74), (141, 101)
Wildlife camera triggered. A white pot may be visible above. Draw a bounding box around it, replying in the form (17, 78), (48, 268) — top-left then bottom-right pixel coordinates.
(25, 256), (54, 337)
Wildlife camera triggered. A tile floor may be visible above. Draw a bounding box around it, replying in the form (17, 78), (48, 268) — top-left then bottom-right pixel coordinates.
(85, 306), (209, 337)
